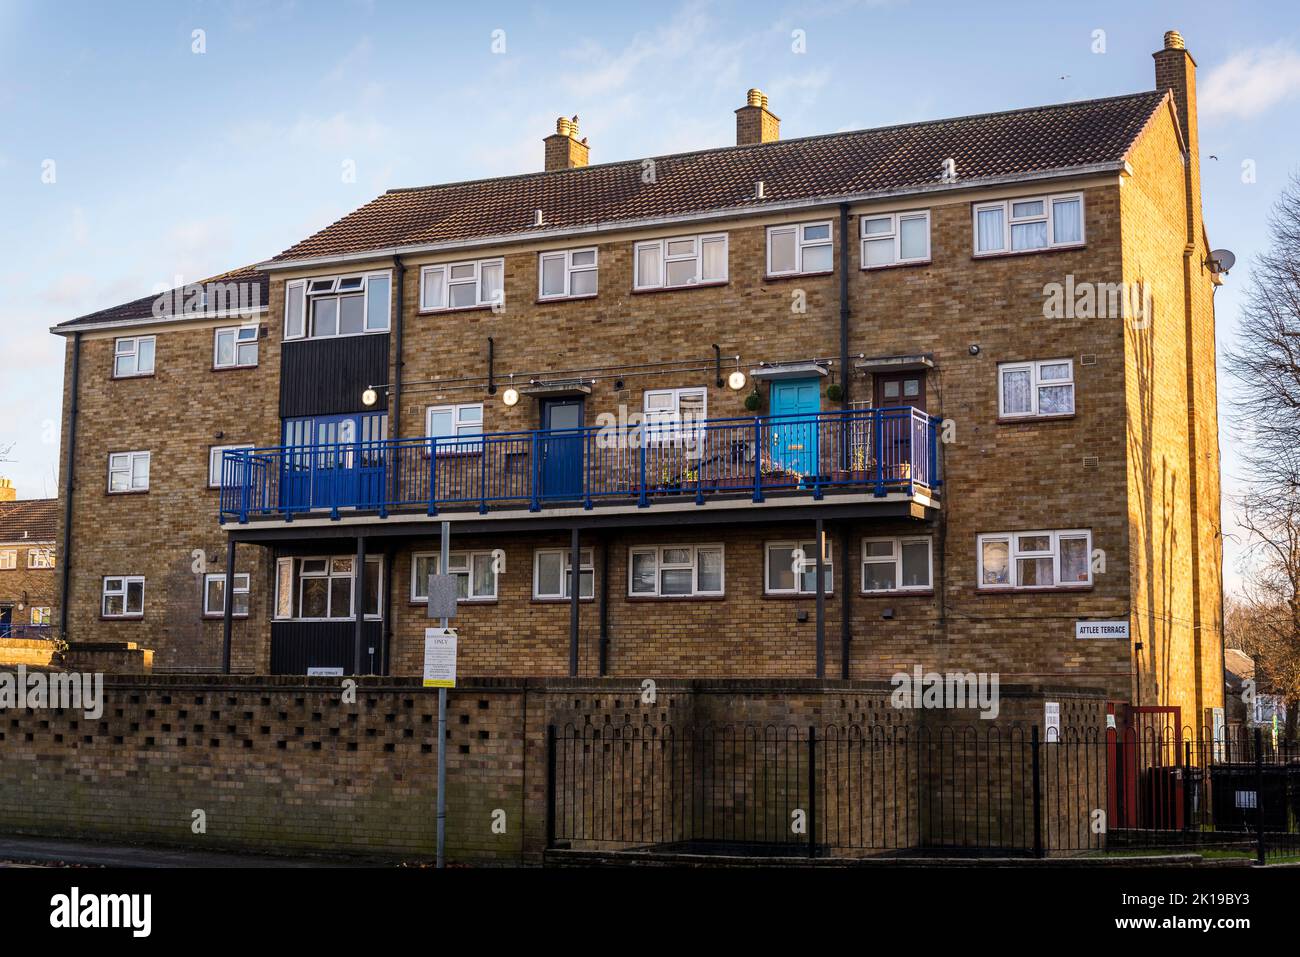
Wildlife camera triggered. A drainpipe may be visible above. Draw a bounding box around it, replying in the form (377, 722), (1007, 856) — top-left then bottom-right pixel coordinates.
(837, 203), (851, 678)
(392, 256), (405, 438)
(58, 332), (81, 641)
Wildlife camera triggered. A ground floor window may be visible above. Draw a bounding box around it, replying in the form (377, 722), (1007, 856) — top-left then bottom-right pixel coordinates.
(862, 537), (932, 593)
(412, 551), (498, 602)
(533, 548), (594, 599)
(977, 529), (1091, 589)
(765, 540), (833, 595)
(30, 607), (51, 626)
(204, 572), (250, 617)
(102, 576), (144, 618)
(629, 544), (724, 597)
(274, 556), (382, 620)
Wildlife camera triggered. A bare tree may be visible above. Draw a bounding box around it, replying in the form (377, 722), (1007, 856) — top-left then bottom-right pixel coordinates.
(1225, 173), (1300, 741)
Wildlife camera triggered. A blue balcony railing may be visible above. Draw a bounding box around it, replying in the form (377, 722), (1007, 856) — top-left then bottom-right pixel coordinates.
(219, 407), (941, 523)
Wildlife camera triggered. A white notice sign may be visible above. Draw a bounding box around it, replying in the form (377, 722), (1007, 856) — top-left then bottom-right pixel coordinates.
(1075, 620), (1130, 640)
(423, 628), (458, 688)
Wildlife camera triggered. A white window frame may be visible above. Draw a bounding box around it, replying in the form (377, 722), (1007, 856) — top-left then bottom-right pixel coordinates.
(642, 387), (708, 444)
(108, 451), (150, 493)
(633, 234), (728, 290)
(209, 444), (254, 488)
(998, 359), (1075, 419)
(766, 221), (833, 276)
(538, 248), (598, 300)
(102, 575), (145, 618)
(30, 607), (51, 626)
(113, 335), (155, 378)
(977, 529), (1093, 590)
(283, 271), (391, 341)
(627, 544), (725, 598)
(27, 546), (55, 569)
(860, 210), (930, 268)
(204, 572), (250, 617)
(411, 551), (500, 603)
(273, 555), (384, 621)
(213, 325), (259, 369)
(0, 549), (15, 570)
(419, 258), (505, 312)
(861, 537), (933, 594)
(426, 403), (484, 452)
(532, 547), (594, 600)
(973, 192), (1085, 255)
(764, 540), (834, 596)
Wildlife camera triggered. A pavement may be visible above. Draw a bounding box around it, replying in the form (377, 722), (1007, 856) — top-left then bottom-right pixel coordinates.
(0, 834), (381, 868)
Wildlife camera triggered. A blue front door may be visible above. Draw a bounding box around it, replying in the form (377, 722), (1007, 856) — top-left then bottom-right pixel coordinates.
(768, 378), (821, 476)
(281, 412), (388, 511)
(539, 398), (585, 500)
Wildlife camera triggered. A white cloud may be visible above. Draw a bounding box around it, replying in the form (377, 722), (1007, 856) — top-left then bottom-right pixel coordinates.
(1201, 44), (1300, 119)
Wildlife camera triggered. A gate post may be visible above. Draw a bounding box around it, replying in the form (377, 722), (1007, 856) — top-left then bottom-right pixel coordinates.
(807, 725), (817, 860)
(1031, 725), (1044, 858)
(545, 724), (557, 851)
(1255, 726), (1265, 865)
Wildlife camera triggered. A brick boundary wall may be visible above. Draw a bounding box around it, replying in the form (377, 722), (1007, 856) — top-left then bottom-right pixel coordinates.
(0, 675), (1106, 865)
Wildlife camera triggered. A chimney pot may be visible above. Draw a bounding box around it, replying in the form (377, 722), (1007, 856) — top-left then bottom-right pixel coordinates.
(747, 88), (764, 107)
(1163, 30), (1185, 50)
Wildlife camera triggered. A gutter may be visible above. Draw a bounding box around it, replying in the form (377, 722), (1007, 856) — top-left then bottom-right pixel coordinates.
(49, 306), (268, 338)
(58, 332), (81, 640)
(255, 163), (1128, 273)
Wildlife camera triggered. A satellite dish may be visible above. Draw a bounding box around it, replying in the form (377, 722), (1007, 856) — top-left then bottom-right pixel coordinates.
(1209, 249), (1236, 274)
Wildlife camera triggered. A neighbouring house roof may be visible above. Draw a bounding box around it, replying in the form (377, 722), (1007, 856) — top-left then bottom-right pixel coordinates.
(267, 90), (1168, 265)
(0, 499), (59, 544)
(54, 264), (269, 332)
(1225, 648), (1256, 687)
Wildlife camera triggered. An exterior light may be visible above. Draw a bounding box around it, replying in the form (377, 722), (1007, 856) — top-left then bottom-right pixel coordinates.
(503, 387), (520, 407)
(361, 388), (379, 407)
(728, 370), (747, 390)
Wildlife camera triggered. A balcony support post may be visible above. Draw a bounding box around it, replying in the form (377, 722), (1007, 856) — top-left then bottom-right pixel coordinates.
(752, 417), (765, 503)
(530, 432), (542, 512)
(569, 528), (581, 677)
(873, 409), (886, 498)
(637, 423), (649, 508)
(427, 437), (439, 516)
(221, 540), (235, 675)
(353, 535), (367, 676)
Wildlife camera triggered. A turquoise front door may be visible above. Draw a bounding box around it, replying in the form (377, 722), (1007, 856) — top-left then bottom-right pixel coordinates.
(768, 378), (821, 476)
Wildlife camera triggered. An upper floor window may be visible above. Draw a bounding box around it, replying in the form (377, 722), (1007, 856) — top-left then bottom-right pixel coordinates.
(31, 607), (51, 626)
(283, 272), (391, 341)
(426, 403), (483, 451)
(102, 575), (144, 618)
(634, 234), (728, 290)
(420, 259), (504, 311)
(113, 336), (155, 378)
(974, 193), (1083, 255)
(0, 549), (15, 570)
(767, 222), (832, 276)
(108, 451), (150, 493)
(861, 211), (930, 268)
(209, 444), (254, 488)
(204, 572), (250, 617)
(534, 547), (594, 600)
(765, 540), (833, 595)
(978, 529), (1092, 590)
(539, 248), (598, 300)
(643, 387), (707, 443)
(214, 325), (259, 368)
(411, 551), (499, 603)
(862, 537), (932, 593)
(999, 359), (1075, 419)
(27, 546), (55, 569)
(629, 544), (724, 597)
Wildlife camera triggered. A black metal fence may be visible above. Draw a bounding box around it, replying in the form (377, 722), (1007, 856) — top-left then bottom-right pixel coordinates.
(544, 722), (1300, 861)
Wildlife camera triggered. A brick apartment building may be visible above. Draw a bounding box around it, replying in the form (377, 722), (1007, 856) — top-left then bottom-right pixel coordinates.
(0, 482), (58, 638)
(51, 31), (1225, 729)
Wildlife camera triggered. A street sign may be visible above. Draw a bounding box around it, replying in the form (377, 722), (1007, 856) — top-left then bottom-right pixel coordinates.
(307, 667), (344, 677)
(426, 574), (459, 619)
(423, 627), (458, 688)
(1075, 620), (1129, 640)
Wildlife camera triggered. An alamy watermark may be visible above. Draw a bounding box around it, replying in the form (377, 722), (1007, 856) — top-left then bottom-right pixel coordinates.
(890, 666), (1000, 719)
(1042, 275), (1150, 328)
(0, 667), (104, 719)
(151, 278), (263, 320)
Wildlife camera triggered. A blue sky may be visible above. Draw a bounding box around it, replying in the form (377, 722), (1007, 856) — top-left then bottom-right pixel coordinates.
(2, 0), (1298, 590)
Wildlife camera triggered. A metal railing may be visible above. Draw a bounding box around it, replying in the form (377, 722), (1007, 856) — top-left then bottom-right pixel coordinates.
(220, 407), (941, 522)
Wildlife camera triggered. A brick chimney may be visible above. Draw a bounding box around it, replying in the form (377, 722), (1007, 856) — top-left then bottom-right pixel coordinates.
(1153, 29), (1200, 236)
(735, 89), (779, 146)
(544, 116), (589, 171)
(0, 478), (15, 503)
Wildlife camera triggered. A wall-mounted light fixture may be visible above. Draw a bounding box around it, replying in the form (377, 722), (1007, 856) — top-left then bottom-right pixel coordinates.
(502, 387), (520, 407)
(361, 388), (379, 407)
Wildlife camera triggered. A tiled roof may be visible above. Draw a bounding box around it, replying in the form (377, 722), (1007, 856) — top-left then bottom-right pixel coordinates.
(0, 499), (59, 544)
(270, 90), (1167, 263)
(55, 264), (269, 330)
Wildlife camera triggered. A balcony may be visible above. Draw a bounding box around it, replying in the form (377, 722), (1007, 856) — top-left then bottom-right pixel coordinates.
(219, 407), (941, 524)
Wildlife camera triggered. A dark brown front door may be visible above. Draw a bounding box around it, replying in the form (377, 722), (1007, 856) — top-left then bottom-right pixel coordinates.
(873, 372), (926, 410)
